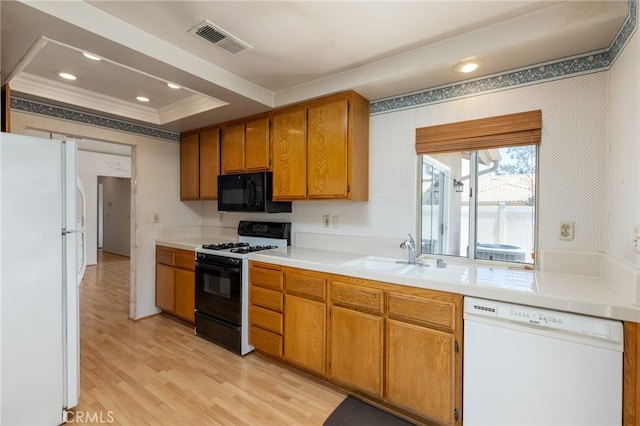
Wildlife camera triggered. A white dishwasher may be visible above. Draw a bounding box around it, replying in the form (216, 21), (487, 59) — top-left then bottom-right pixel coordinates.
(463, 297), (623, 426)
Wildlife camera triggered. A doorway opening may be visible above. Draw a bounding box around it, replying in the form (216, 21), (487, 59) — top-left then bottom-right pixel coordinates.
(24, 128), (135, 317)
(98, 176), (131, 257)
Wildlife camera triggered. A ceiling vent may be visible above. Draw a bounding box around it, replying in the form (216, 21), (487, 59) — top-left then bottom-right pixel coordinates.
(188, 20), (252, 55)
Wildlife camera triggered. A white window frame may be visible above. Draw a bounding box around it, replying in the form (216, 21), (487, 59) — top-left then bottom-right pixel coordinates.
(416, 146), (539, 265)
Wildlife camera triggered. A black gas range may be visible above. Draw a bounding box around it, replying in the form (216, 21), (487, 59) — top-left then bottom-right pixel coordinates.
(194, 221), (291, 355)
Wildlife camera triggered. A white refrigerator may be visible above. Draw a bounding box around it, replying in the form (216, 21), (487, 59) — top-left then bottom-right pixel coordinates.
(1, 132), (83, 425)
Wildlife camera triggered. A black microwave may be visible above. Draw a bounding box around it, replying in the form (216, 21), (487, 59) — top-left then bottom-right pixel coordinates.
(218, 172), (292, 213)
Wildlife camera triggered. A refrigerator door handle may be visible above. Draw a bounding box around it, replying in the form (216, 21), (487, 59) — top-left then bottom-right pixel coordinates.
(76, 178), (87, 284)
(62, 229), (83, 234)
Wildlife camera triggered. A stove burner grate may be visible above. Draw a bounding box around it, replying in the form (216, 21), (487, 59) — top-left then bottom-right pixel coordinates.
(230, 245), (278, 254)
(201, 242), (249, 250)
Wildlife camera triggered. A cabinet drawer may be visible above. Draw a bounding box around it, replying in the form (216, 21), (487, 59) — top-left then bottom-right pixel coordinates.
(250, 264), (283, 291)
(285, 273), (326, 301)
(250, 325), (283, 357)
(156, 247), (174, 266)
(250, 306), (283, 334)
(250, 286), (283, 312)
(387, 292), (457, 332)
(174, 250), (195, 271)
(331, 282), (384, 314)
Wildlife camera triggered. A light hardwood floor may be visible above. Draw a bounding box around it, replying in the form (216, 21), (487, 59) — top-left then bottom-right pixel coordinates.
(73, 251), (346, 425)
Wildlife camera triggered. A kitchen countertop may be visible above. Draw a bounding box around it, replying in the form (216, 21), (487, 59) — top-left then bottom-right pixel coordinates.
(155, 225), (240, 251)
(155, 237), (211, 251)
(249, 246), (640, 323)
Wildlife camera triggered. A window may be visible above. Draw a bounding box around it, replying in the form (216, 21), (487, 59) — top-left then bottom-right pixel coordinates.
(420, 146), (537, 263)
(415, 111), (541, 265)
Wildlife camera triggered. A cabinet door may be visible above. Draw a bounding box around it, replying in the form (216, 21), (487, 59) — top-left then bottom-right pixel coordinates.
(386, 319), (457, 425)
(307, 98), (348, 198)
(199, 128), (220, 199)
(174, 269), (195, 323)
(330, 306), (383, 397)
(221, 123), (245, 174)
(272, 109), (307, 200)
(156, 264), (175, 312)
(180, 133), (199, 200)
(245, 117), (270, 171)
(284, 294), (326, 374)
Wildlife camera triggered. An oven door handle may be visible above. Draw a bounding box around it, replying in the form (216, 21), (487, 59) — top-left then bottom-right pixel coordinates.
(196, 262), (241, 274)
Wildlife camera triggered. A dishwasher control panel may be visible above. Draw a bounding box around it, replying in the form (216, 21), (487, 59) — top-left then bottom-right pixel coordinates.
(464, 297), (623, 344)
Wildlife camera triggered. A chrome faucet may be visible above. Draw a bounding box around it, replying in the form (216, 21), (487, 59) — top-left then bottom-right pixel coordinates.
(436, 258), (447, 268)
(400, 233), (417, 264)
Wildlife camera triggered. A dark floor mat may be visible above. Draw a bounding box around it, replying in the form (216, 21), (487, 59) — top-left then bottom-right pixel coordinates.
(323, 396), (414, 426)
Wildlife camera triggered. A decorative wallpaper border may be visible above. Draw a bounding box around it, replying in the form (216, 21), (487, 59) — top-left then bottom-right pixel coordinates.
(10, 97), (180, 142)
(370, 0), (637, 115)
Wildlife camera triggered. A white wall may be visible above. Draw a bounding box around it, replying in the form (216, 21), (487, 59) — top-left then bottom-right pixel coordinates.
(10, 111), (203, 319)
(608, 13), (640, 267)
(289, 72), (610, 258)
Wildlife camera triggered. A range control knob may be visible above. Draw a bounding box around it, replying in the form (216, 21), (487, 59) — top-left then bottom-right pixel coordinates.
(229, 258), (241, 266)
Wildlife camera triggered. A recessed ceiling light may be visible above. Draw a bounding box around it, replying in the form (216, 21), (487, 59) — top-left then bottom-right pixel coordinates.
(59, 72), (77, 80)
(167, 83), (181, 89)
(83, 52), (102, 61)
(454, 61), (481, 74)
(136, 96), (150, 102)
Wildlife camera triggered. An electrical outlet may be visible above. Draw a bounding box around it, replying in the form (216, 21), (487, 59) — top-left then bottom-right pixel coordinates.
(634, 226), (640, 253)
(332, 215), (339, 228)
(322, 215), (330, 228)
(219, 212), (224, 223)
(559, 221), (574, 241)
(153, 213), (160, 223)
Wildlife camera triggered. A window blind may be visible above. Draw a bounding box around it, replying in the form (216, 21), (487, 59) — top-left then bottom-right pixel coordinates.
(415, 110), (541, 155)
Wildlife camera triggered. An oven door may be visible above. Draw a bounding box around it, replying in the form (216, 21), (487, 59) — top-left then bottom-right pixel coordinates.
(195, 259), (242, 326)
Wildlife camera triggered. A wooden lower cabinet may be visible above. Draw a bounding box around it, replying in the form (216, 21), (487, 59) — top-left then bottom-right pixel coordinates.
(155, 246), (195, 324)
(386, 319), (457, 425)
(282, 268), (328, 375)
(174, 269), (195, 321)
(330, 305), (383, 397)
(284, 294), (326, 375)
(249, 262), (284, 357)
(155, 263), (175, 312)
(248, 262), (462, 425)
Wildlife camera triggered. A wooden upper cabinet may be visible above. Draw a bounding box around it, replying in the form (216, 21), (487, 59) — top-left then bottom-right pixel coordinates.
(180, 129), (221, 201)
(245, 117), (270, 171)
(199, 128), (220, 200)
(272, 91), (369, 201)
(180, 133), (200, 200)
(181, 90), (368, 201)
(272, 108), (307, 200)
(221, 123), (246, 174)
(221, 117), (270, 174)
(307, 98), (349, 198)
